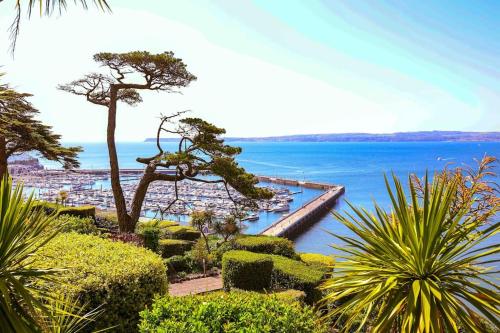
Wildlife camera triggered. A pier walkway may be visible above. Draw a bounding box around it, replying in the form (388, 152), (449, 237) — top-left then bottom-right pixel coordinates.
(260, 185), (345, 238)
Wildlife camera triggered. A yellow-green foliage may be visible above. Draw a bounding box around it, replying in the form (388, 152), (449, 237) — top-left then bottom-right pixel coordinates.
(234, 235), (296, 258)
(34, 233), (168, 332)
(157, 220), (179, 228)
(158, 239), (193, 258)
(95, 211), (118, 225)
(300, 253), (335, 272)
(34, 201), (96, 218)
(273, 289), (307, 304)
(139, 291), (327, 333)
(56, 214), (99, 235)
(165, 225), (201, 241)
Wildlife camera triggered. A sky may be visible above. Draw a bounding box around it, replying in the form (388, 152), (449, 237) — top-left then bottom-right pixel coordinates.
(0, 0), (499, 142)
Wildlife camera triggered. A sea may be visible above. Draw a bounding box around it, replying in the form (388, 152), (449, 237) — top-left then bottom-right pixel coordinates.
(42, 141), (499, 255)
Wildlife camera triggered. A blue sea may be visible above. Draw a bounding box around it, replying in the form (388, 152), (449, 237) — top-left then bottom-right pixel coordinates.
(46, 141), (499, 254)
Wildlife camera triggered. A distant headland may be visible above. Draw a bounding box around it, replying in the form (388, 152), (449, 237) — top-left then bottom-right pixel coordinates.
(146, 131), (500, 143)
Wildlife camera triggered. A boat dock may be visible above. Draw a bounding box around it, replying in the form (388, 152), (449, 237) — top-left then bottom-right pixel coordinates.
(259, 185), (345, 239)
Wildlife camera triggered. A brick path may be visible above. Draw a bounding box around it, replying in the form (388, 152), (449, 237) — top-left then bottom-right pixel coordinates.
(169, 276), (223, 296)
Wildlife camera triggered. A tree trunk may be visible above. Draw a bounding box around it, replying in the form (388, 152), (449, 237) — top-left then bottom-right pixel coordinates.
(0, 136), (7, 180)
(107, 87), (133, 232)
(129, 165), (155, 225)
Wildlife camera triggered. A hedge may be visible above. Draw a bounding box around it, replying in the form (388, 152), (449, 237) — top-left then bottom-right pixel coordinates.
(273, 289), (307, 304)
(34, 233), (168, 332)
(138, 291), (327, 333)
(165, 254), (195, 273)
(222, 250), (273, 291)
(165, 225), (201, 241)
(300, 253), (335, 272)
(158, 239), (193, 258)
(222, 250), (325, 303)
(56, 214), (99, 235)
(34, 201), (96, 218)
(234, 235), (296, 258)
(269, 254), (325, 304)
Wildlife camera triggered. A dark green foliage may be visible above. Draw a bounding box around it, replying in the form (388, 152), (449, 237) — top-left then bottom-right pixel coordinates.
(234, 235), (296, 258)
(158, 239), (193, 258)
(165, 225), (201, 241)
(138, 291), (327, 333)
(35, 233), (167, 332)
(269, 254), (325, 304)
(34, 202), (95, 218)
(222, 250), (325, 304)
(165, 254), (195, 273)
(222, 250), (273, 291)
(139, 225), (160, 252)
(56, 214), (99, 235)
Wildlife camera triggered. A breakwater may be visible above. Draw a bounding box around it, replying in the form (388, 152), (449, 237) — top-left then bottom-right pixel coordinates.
(256, 176), (334, 190)
(259, 185), (345, 239)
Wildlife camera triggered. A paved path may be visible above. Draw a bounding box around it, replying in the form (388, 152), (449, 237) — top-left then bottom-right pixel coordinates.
(169, 276), (223, 296)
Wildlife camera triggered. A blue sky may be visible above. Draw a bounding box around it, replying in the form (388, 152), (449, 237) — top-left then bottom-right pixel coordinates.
(0, 0), (498, 141)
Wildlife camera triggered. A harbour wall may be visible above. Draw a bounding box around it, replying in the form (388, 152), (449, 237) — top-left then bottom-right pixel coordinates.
(259, 185), (345, 239)
(256, 176), (334, 190)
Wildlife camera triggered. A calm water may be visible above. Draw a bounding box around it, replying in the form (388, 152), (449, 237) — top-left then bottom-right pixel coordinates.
(45, 141), (499, 254)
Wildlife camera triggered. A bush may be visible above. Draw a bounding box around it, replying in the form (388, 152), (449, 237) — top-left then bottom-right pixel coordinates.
(165, 225), (201, 241)
(139, 225), (160, 252)
(34, 201), (96, 218)
(158, 239), (193, 258)
(234, 235), (296, 258)
(273, 289), (307, 304)
(222, 250), (325, 304)
(300, 253), (335, 272)
(269, 254), (325, 304)
(165, 254), (195, 273)
(56, 214), (99, 235)
(138, 291), (327, 333)
(35, 233), (167, 332)
(157, 220), (179, 228)
(222, 250), (273, 291)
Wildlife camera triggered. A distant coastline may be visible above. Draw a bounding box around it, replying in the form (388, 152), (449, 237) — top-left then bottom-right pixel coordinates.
(145, 131), (500, 143)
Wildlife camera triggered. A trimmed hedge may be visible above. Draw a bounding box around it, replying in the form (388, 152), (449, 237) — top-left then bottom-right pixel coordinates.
(139, 291), (327, 333)
(222, 250), (325, 303)
(222, 250), (273, 291)
(273, 289), (307, 304)
(234, 235), (296, 258)
(35, 233), (168, 332)
(157, 220), (179, 228)
(269, 254), (325, 304)
(34, 201), (96, 218)
(300, 253), (335, 272)
(165, 225), (201, 241)
(56, 214), (99, 235)
(158, 239), (193, 258)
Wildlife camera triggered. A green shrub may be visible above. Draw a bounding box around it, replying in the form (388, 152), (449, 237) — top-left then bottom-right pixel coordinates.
(95, 211), (119, 225)
(165, 225), (201, 241)
(138, 291), (327, 333)
(34, 201), (96, 218)
(138, 225), (161, 252)
(222, 250), (273, 291)
(234, 235), (296, 258)
(157, 220), (179, 228)
(300, 253), (335, 272)
(158, 239), (193, 258)
(222, 250), (324, 304)
(165, 254), (195, 273)
(269, 254), (324, 304)
(56, 214), (99, 235)
(35, 233), (167, 332)
(273, 289), (307, 304)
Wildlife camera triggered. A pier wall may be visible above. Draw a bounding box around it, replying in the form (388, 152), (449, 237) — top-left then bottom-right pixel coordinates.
(256, 176), (334, 190)
(259, 186), (345, 239)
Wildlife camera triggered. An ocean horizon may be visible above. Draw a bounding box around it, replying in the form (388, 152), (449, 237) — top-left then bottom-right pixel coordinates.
(41, 141), (499, 254)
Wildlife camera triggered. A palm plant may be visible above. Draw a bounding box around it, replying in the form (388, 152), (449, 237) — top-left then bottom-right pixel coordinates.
(6, 0), (110, 52)
(0, 175), (61, 332)
(321, 173), (499, 332)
